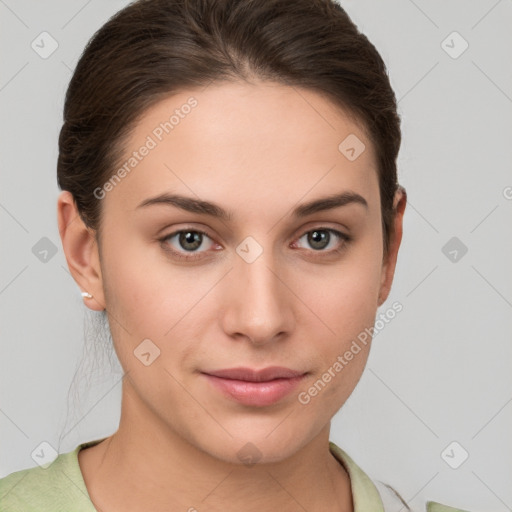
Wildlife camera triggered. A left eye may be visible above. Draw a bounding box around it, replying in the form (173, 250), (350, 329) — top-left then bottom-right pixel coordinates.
(295, 228), (349, 251)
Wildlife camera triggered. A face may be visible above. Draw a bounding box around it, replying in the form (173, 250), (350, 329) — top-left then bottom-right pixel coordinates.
(82, 80), (397, 464)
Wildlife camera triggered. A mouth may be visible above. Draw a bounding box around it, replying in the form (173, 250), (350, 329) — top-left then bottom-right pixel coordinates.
(201, 366), (308, 407)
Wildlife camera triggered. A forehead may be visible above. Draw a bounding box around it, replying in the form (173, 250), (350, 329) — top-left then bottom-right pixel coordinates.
(104, 80), (379, 219)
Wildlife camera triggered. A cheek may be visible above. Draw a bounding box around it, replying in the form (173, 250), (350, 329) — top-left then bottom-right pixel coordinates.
(100, 237), (215, 374)
(101, 234), (190, 332)
(304, 242), (382, 344)
(295, 273), (377, 418)
(296, 235), (382, 401)
(305, 273), (376, 385)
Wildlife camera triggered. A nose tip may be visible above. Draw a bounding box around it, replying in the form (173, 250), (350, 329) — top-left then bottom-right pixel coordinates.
(220, 256), (295, 346)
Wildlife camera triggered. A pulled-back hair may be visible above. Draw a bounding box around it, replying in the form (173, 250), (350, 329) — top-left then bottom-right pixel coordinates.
(57, 0), (402, 257)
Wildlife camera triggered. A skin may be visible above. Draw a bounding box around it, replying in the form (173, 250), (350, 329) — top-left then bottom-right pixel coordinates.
(58, 79), (406, 512)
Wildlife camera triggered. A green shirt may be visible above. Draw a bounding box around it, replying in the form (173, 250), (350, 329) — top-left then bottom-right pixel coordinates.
(0, 438), (472, 511)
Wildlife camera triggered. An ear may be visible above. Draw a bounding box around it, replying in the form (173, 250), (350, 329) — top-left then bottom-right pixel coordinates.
(57, 191), (106, 311)
(377, 186), (407, 307)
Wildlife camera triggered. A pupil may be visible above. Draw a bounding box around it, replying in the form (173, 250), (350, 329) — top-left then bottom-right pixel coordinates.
(180, 231), (202, 251)
(309, 230), (329, 250)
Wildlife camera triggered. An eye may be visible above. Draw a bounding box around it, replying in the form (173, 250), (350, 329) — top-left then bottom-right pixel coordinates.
(160, 229), (217, 260)
(294, 228), (350, 254)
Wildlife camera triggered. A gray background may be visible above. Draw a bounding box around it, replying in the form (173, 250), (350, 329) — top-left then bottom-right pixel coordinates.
(1, 1), (511, 511)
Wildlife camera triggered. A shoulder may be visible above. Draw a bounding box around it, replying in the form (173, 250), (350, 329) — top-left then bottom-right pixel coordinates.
(425, 502), (473, 512)
(0, 441), (100, 512)
(373, 480), (474, 512)
(329, 441), (476, 512)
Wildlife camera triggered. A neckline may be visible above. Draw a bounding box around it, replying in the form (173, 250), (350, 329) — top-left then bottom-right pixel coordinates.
(71, 438), (384, 512)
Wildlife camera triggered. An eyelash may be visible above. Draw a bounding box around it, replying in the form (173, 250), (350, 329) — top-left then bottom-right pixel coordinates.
(159, 227), (352, 262)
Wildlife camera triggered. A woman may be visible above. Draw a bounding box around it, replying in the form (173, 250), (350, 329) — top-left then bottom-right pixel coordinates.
(0, 0), (472, 510)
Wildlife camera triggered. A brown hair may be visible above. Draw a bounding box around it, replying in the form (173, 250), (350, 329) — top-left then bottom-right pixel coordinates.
(57, 0), (403, 256)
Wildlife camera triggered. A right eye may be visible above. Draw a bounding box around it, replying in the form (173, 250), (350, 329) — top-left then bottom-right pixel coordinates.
(160, 229), (219, 261)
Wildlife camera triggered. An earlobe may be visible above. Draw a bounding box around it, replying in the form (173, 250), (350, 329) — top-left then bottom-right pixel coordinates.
(377, 186), (407, 307)
(57, 191), (106, 311)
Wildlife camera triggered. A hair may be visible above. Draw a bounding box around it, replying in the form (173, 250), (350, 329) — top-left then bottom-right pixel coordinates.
(57, 0), (404, 259)
(56, 0), (408, 508)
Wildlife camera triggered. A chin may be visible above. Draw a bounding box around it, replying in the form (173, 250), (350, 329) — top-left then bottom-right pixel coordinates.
(190, 422), (320, 467)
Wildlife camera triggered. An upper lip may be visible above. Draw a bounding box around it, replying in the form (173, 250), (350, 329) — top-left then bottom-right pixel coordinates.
(203, 366), (306, 382)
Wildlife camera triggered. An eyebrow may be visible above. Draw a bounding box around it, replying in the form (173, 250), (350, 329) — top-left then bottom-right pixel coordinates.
(136, 191), (368, 220)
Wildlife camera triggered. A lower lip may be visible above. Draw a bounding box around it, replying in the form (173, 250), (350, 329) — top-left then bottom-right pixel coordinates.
(202, 373), (306, 406)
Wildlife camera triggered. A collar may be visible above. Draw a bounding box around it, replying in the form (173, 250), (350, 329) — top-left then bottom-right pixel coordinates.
(329, 441), (385, 512)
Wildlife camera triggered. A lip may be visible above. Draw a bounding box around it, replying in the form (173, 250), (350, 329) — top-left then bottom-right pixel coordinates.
(201, 366), (307, 407)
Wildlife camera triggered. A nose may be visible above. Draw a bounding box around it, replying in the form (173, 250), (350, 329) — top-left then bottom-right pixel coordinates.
(220, 248), (295, 346)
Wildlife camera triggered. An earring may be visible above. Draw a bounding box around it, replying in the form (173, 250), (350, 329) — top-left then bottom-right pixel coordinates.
(81, 291), (93, 299)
